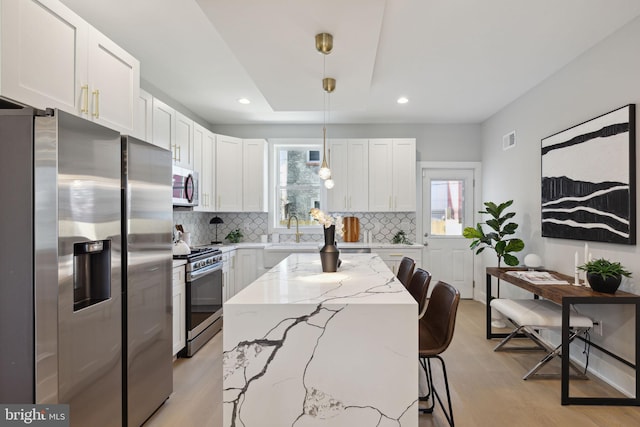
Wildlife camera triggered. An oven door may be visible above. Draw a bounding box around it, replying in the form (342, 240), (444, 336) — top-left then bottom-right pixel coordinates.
(186, 263), (223, 341)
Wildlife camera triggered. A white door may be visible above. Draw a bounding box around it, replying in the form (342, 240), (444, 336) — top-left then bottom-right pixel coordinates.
(422, 168), (475, 298)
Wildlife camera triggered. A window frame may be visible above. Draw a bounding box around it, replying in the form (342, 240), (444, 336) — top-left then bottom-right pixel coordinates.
(268, 140), (327, 235)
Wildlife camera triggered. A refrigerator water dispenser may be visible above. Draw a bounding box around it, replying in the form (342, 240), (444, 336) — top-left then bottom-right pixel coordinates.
(73, 240), (111, 311)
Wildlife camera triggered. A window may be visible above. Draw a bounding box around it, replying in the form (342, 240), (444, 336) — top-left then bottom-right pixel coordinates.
(430, 179), (465, 236)
(274, 145), (323, 228)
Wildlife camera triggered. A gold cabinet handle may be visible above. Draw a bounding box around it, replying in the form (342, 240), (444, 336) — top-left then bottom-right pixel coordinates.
(81, 85), (89, 114)
(389, 196), (392, 210)
(92, 89), (100, 118)
(177, 145), (181, 162)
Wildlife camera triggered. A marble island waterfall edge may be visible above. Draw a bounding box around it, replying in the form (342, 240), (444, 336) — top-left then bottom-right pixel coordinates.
(223, 253), (418, 427)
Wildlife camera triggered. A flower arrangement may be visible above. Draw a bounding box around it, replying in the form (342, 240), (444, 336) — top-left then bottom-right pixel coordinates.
(309, 208), (343, 234)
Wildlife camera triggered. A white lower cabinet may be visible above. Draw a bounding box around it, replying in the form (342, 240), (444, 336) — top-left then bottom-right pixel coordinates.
(235, 249), (266, 293)
(172, 265), (186, 356)
(374, 248), (423, 275)
(222, 250), (237, 302)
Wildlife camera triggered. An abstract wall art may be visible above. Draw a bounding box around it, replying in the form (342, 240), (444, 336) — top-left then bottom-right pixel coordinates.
(541, 104), (636, 244)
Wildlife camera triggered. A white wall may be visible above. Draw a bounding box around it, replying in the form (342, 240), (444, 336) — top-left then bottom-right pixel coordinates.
(480, 16), (640, 395)
(211, 123), (482, 162)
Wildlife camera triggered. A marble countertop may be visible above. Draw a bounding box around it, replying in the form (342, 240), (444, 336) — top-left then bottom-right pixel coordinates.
(202, 242), (422, 251)
(226, 253), (417, 306)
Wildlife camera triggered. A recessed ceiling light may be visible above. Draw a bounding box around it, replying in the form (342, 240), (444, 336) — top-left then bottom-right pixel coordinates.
(397, 97), (409, 104)
(237, 98), (251, 105)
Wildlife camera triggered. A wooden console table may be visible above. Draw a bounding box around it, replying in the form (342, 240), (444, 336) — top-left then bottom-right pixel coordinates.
(486, 267), (640, 406)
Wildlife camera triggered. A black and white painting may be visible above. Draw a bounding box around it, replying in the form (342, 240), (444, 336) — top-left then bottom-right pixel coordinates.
(541, 104), (636, 244)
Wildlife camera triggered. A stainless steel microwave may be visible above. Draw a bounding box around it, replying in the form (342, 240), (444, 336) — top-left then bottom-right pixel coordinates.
(172, 166), (199, 207)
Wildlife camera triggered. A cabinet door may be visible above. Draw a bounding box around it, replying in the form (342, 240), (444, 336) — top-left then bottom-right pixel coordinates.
(133, 89), (153, 142)
(87, 27), (139, 134)
(368, 139), (394, 212)
(174, 112), (194, 169)
(151, 98), (174, 151)
(347, 139), (369, 211)
(392, 139), (416, 211)
(216, 135), (243, 211)
(172, 266), (186, 356)
(193, 124), (215, 212)
(327, 139), (349, 211)
(1, 0), (88, 113)
(376, 248), (422, 274)
(242, 139), (267, 212)
(238, 248), (265, 291)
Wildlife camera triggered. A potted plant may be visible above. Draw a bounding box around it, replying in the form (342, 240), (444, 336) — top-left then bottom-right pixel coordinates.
(578, 258), (632, 294)
(392, 230), (411, 244)
(463, 200), (525, 267)
(225, 228), (243, 244)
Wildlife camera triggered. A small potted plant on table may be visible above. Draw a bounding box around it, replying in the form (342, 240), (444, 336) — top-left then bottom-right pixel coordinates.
(578, 258), (632, 294)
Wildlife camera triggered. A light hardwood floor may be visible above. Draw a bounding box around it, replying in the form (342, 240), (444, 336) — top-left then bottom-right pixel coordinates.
(145, 300), (640, 426)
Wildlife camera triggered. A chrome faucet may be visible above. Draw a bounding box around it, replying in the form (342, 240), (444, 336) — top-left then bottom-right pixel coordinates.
(287, 215), (302, 243)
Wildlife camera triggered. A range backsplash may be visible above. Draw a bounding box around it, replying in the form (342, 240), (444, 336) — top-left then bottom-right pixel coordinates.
(173, 211), (416, 246)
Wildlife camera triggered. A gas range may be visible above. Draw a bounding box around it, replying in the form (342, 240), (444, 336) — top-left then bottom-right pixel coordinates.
(173, 246), (224, 358)
(173, 246), (223, 273)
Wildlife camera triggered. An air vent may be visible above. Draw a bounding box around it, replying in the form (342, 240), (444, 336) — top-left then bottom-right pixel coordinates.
(503, 131), (516, 150)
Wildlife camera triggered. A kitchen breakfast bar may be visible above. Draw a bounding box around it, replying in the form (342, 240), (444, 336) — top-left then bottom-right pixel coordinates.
(223, 253), (418, 426)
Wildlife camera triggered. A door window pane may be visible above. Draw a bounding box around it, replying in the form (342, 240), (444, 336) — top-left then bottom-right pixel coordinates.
(430, 180), (465, 236)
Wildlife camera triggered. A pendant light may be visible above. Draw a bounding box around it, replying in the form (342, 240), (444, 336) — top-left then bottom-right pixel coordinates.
(322, 77), (336, 189)
(316, 33), (334, 182)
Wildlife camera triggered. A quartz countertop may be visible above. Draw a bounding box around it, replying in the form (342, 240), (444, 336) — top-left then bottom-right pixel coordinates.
(227, 253), (417, 305)
(202, 241), (423, 251)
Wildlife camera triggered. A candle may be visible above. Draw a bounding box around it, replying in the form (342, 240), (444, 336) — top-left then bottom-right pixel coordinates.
(574, 251), (580, 285)
(584, 243), (589, 266)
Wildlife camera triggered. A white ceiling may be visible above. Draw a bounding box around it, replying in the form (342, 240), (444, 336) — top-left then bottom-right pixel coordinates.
(60, 0), (640, 125)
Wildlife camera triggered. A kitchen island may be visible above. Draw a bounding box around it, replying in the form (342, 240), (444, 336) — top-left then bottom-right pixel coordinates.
(223, 253), (418, 427)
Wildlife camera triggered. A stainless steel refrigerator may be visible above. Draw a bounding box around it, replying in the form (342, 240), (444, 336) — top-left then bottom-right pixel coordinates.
(121, 134), (173, 427)
(0, 107), (172, 426)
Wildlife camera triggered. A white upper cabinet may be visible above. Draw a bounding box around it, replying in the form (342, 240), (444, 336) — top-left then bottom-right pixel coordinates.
(133, 88), (153, 142)
(392, 138), (416, 211)
(0, 0), (139, 134)
(86, 27), (139, 133)
(193, 123), (216, 212)
(151, 98), (174, 151)
(0, 0), (87, 113)
(215, 134), (243, 212)
(174, 112), (194, 169)
(242, 139), (267, 212)
(327, 139), (369, 212)
(368, 139), (416, 212)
